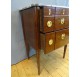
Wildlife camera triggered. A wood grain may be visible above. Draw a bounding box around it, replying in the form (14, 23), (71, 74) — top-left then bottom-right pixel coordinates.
(11, 45), (69, 77)
(56, 7), (69, 15)
(20, 6), (69, 75)
(11, 65), (19, 77)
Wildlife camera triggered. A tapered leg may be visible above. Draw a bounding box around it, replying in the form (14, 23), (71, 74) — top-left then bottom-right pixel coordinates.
(36, 50), (40, 75)
(26, 43), (30, 59)
(63, 45), (67, 58)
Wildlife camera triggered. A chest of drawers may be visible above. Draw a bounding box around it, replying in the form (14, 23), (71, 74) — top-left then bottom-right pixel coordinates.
(20, 5), (69, 75)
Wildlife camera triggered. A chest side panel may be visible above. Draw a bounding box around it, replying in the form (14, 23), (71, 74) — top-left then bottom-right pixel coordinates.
(20, 7), (40, 50)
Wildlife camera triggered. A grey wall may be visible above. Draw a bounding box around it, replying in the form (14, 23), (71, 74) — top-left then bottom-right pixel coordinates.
(11, 0), (69, 65)
(38, 0), (69, 6)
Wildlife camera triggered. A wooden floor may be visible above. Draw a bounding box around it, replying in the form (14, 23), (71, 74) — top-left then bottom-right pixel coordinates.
(11, 45), (69, 77)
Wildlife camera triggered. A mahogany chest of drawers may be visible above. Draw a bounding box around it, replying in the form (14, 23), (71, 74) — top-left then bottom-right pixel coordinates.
(20, 5), (69, 75)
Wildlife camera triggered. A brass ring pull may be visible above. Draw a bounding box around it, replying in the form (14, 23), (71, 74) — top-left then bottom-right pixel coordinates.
(47, 21), (52, 27)
(49, 39), (53, 45)
(61, 18), (65, 24)
(49, 9), (51, 15)
(61, 33), (66, 39)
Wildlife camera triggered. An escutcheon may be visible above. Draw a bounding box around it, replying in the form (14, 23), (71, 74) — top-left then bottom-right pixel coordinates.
(61, 18), (65, 24)
(61, 33), (66, 39)
(49, 9), (51, 15)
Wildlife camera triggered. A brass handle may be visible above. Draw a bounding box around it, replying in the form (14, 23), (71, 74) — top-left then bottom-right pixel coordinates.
(49, 9), (51, 15)
(47, 21), (52, 27)
(49, 39), (53, 45)
(61, 33), (66, 39)
(61, 18), (65, 24)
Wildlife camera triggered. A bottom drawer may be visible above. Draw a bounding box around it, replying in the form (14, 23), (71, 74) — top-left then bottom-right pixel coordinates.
(55, 29), (69, 49)
(40, 32), (55, 54)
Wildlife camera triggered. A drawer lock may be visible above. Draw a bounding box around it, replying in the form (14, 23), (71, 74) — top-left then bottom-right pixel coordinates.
(47, 21), (52, 27)
(49, 39), (53, 45)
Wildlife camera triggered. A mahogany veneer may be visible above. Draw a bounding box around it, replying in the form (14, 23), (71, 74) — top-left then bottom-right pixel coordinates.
(20, 5), (69, 75)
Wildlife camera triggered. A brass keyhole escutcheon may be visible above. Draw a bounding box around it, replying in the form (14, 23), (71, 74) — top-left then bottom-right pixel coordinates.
(61, 18), (65, 24)
(49, 9), (51, 15)
(62, 9), (65, 15)
(49, 39), (53, 45)
(47, 21), (52, 27)
(61, 33), (66, 39)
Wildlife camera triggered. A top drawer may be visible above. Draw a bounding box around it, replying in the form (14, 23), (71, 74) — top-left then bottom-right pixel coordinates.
(43, 6), (55, 16)
(56, 7), (69, 15)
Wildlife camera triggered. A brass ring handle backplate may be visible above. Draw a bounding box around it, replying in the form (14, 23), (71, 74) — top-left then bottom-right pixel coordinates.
(61, 33), (66, 39)
(47, 21), (52, 27)
(49, 39), (53, 45)
(61, 18), (65, 24)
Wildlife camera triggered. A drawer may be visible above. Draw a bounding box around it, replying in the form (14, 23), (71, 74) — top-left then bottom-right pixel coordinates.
(55, 29), (69, 49)
(42, 17), (55, 32)
(43, 6), (55, 16)
(40, 32), (55, 54)
(55, 16), (69, 30)
(56, 7), (69, 15)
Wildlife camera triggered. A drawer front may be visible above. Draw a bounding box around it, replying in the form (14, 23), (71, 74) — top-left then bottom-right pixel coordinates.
(43, 6), (55, 16)
(55, 29), (69, 49)
(45, 32), (55, 53)
(40, 32), (55, 54)
(43, 17), (55, 32)
(56, 7), (69, 15)
(55, 16), (69, 30)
